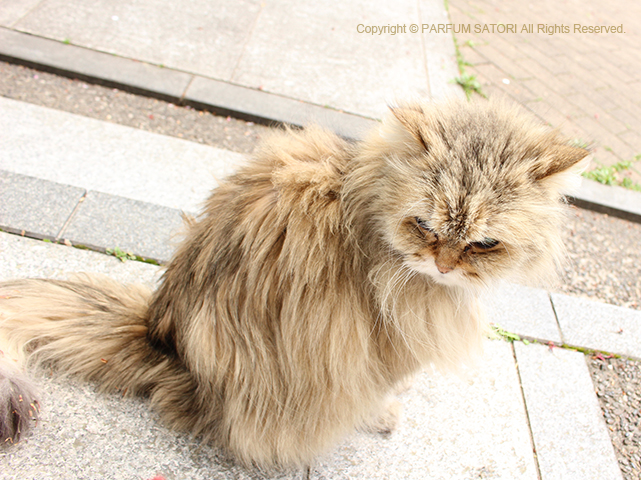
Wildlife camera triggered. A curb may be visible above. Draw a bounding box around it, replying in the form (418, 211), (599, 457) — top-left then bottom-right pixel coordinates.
(2, 27), (641, 224)
(569, 178), (641, 224)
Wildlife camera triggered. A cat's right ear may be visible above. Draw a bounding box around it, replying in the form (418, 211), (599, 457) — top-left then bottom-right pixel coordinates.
(388, 105), (431, 151)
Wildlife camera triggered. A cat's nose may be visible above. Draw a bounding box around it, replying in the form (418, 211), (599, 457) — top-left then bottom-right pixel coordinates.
(435, 262), (454, 274)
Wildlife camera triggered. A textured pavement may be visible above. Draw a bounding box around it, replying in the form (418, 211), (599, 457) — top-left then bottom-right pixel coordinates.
(0, 0), (461, 120)
(0, 0), (638, 478)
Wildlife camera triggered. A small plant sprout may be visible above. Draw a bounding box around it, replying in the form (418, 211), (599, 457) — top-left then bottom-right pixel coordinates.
(106, 246), (137, 262)
(582, 155), (641, 192)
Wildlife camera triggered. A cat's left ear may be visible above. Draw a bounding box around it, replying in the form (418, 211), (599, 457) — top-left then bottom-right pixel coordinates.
(533, 144), (591, 193)
(533, 145), (590, 180)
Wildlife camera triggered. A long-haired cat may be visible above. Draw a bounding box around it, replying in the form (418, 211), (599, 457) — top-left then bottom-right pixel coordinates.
(0, 100), (588, 467)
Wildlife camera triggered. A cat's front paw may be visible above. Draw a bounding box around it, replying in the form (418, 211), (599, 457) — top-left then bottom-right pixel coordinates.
(0, 360), (39, 445)
(362, 398), (402, 435)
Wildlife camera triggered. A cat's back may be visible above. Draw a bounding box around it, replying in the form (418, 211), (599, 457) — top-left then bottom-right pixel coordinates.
(257, 125), (353, 209)
(168, 126), (356, 290)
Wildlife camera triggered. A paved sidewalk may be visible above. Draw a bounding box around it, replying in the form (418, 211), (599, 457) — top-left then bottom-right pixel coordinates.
(0, 95), (633, 480)
(448, 0), (641, 185)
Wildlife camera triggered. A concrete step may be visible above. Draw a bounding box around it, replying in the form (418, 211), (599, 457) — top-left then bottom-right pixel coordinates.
(0, 95), (246, 263)
(0, 95), (245, 213)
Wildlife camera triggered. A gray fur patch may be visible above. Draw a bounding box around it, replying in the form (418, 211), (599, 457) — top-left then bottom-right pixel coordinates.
(0, 360), (40, 445)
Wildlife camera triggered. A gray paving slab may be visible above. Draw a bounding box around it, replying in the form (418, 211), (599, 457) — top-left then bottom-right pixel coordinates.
(486, 282), (562, 343)
(0, 377), (305, 480)
(0, 169), (85, 239)
(570, 177), (641, 224)
(514, 342), (622, 480)
(0, 27), (193, 101)
(311, 340), (538, 480)
(5, 0), (463, 119)
(60, 191), (184, 264)
(551, 293), (641, 358)
(0, 232), (303, 480)
(9, 0), (261, 83)
(0, 96), (244, 213)
(0, 231), (160, 286)
(0, 0), (42, 27)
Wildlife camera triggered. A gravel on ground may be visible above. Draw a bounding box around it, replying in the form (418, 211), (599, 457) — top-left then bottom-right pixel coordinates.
(589, 356), (641, 478)
(1, 59), (639, 479)
(559, 207), (641, 311)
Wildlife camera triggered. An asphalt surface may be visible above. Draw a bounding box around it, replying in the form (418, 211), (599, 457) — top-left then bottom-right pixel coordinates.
(1, 60), (639, 478)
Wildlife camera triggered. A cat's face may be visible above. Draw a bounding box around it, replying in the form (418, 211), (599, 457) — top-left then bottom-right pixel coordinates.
(389, 183), (524, 290)
(373, 101), (589, 290)
(399, 215), (503, 288)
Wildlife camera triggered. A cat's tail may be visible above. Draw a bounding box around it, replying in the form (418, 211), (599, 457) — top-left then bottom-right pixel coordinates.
(0, 275), (198, 444)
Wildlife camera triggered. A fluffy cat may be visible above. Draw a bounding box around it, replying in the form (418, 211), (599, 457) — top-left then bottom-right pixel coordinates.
(0, 100), (588, 467)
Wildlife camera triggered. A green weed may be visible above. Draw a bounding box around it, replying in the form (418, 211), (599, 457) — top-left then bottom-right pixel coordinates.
(106, 246), (137, 262)
(582, 156), (641, 191)
(454, 73), (485, 100)
(448, 27), (486, 99)
(489, 324), (524, 343)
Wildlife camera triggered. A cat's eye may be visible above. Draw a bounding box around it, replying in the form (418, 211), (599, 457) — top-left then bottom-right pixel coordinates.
(466, 238), (500, 252)
(414, 217), (438, 240)
(415, 217), (433, 232)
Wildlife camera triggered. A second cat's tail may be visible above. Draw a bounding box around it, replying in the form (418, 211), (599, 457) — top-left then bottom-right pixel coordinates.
(0, 275), (199, 444)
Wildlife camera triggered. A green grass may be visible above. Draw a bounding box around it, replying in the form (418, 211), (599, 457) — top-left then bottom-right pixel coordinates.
(489, 324), (622, 358)
(447, 16), (486, 99)
(38, 237), (161, 266)
(105, 246), (161, 265)
(454, 72), (485, 100)
(582, 155), (641, 192)
(489, 324), (528, 344)
(450, 32), (486, 100)
(105, 246), (137, 262)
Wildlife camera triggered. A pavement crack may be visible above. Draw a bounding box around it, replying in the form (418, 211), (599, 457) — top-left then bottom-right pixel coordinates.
(511, 342), (544, 480)
(55, 189), (87, 241)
